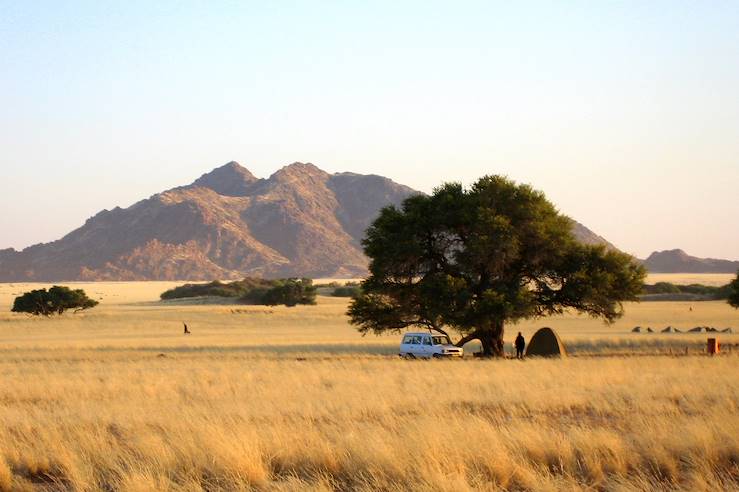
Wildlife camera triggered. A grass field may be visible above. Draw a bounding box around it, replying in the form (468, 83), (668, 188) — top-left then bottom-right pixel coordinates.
(644, 273), (736, 287)
(0, 278), (738, 490)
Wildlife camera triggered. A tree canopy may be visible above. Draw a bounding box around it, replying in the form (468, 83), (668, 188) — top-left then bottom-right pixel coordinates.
(348, 176), (646, 356)
(12, 286), (99, 316)
(729, 271), (739, 309)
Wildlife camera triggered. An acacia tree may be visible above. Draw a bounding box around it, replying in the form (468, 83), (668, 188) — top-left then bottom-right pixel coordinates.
(348, 176), (646, 356)
(12, 286), (98, 316)
(729, 271), (739, 309)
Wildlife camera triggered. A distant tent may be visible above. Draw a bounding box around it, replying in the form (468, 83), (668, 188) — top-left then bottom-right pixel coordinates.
(689, 326), (708, 333)
(525, 327), (567, 357)
(632, 326), (642, 333)
(646, 327), (654, 333)
(707, 327), (718, 332)
(661, 326), (682, 333)
(721, 327), (733, 334)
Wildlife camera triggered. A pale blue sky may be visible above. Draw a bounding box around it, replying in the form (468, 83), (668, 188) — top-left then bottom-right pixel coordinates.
(1, 1), (738, 259)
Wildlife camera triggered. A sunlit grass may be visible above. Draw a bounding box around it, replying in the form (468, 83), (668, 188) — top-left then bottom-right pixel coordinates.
(0, 280), (737, 490)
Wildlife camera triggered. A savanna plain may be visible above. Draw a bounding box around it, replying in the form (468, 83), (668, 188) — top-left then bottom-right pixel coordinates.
(0, 275), (737, 491)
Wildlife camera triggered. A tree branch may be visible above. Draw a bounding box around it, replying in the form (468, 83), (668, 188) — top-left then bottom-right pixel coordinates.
(455, 331), (479, 347)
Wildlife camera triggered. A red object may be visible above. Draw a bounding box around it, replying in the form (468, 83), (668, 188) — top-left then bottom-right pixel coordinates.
(707, 338), (719, 355)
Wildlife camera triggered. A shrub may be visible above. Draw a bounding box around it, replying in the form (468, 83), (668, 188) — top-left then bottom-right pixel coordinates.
(646, 282), (681, 294)
(161, 277), (317, 307)
(254, 278), (317, 307)
(641, 281), (731, 300)
(160, 278), (275, 300)
(331, 286), (362, 298)
(729, 271), (739, 309)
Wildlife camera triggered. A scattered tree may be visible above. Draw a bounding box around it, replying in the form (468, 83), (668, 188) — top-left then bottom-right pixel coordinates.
(348, 176), (646, 356)
(259, 278), (317, 307)
(160, 277), (316, 307)
(160, 278), (274, 300)
(331, 285), (362, 298)
(729, 271), (739, 309)
(12, 286), (99, 316)
(642, 281), (731, 300)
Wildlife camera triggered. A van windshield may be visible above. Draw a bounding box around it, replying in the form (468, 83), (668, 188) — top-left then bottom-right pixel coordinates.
(432, 335), (452, 345)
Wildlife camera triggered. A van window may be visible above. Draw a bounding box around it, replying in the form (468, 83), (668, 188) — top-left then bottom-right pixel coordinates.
(412, 336), (422, 344)
(402, 335), (414, 344)
(432, 335), (452, 345)
(423, 336), (432, 346)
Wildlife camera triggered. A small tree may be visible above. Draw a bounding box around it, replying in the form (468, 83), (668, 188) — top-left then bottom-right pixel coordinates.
(12, 286), (99, 316)
(729, 270), (739, 309)
(349, 176), (646, 356)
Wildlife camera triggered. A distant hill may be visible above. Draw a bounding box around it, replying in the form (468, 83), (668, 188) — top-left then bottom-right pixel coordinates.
(0, 162), (619, 281)
(643, 249), (739, 273)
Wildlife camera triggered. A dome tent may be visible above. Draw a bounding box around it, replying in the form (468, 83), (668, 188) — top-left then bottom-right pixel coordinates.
(524, 327), (567, 358)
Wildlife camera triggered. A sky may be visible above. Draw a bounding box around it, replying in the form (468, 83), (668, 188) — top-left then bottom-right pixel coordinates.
(1, 1), (738, 260)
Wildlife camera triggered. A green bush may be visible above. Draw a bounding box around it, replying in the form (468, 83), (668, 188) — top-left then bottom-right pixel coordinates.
(729, 271), (739, 308)
(161, 277), (317, 307)
(331, 286), (362, 298)
(12, 286), (98, 316)
(255, 278), (317, 307)
(641, 281), (730, 300)
(160, 278), (275, 300)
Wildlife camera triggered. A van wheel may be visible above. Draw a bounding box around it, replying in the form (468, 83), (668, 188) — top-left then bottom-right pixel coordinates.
(432, 354), (442, 359)
(404, 353), (416, 360)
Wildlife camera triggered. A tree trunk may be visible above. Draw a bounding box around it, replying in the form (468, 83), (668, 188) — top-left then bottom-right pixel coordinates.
(455, 320), (505, 357)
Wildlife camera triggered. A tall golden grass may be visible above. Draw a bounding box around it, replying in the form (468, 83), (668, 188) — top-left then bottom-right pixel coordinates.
(0, 352), (737, 490)
(0, 279), (737, 490)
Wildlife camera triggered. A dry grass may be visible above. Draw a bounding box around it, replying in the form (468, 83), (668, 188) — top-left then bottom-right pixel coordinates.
(0, 280), (738, 490)
(645, 273), (736, 287)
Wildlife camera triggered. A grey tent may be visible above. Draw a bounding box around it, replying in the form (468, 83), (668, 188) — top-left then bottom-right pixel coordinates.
(721, 327), (733, 334)
(689, 326), (708, 333)
(524, 327), (567, 357)
(631, 326), (642, 333)
(661, 326), (681, 333)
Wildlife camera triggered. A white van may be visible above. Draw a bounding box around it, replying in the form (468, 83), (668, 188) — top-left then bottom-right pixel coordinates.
(399, 332), (463, 359)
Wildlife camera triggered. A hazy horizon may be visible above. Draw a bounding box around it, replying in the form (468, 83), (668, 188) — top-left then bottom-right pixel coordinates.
(2, 2), (738, 260)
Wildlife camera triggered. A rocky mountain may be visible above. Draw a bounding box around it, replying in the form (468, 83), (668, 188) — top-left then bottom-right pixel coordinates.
(643, 249), (739, 273)
(0, 161), (619, 281)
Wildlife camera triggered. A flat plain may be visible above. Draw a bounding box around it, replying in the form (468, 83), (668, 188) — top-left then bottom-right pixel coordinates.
(0, 276), (737, 491)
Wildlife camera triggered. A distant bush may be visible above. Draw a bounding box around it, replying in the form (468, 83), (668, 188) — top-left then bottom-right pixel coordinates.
(254, 278), (317, 307)
(645, 282), (681, 294)
(160, 278), (275, 300)
(641, 281), (730, 300)
(729, 271), (739, 309)
(12, 286), (99, 316)
(331, 285), (362, 298)
(161, 277), (317, 307)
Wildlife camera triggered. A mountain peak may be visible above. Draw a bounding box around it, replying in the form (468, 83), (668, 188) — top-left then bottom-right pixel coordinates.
(645, 249), (690, 261)
(191, 161), (257, 196)
(643, 249), (739, 273)
(270, 162), (330, 182)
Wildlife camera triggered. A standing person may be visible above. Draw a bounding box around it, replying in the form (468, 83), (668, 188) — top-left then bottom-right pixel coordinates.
(515, 332), (525, 359)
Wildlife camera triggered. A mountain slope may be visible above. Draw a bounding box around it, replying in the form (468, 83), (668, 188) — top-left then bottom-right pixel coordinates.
(643, 249), (739, 273)
(0, 162), (621, 281)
